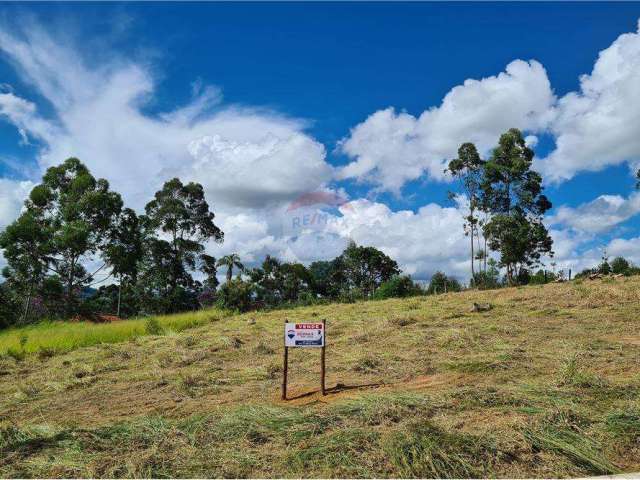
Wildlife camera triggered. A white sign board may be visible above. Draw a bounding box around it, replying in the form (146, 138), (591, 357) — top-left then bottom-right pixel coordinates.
(284, 322), (324, 347)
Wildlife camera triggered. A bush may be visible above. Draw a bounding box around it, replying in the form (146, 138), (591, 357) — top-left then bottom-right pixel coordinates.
(527, 268), (567, 285)
(144, 317), (164, 336)
(216, 279), (254, 312)
(374, 275), (423, 300)
(426, 272), (461, 294)
(611, 256), (631, 275)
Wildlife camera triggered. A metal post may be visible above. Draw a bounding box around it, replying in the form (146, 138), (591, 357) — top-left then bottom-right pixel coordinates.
(321, 318), (326, 396)
(282, 319), (288, 400)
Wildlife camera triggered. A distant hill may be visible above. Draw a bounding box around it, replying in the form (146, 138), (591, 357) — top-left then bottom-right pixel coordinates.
(1, 278), (639, 478)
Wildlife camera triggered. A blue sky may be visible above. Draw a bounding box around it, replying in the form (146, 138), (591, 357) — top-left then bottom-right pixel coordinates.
(1, 2), (640, 281)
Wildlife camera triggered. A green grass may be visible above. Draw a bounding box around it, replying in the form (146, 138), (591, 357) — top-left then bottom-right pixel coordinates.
(384, 421), (495, 478)
(0, 309), (226, 356)
(524, 425), (619, 475)
(605, 408), (640, 442)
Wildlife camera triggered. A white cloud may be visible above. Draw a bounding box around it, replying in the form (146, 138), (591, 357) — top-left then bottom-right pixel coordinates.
(0, 178), (32, 229)
(538, 20), (640, 182)
(549, 192), (640, 234)
(0, 178), (33, 270)
(604, 236), (640, 264)
(340, 19), (640, 191)
(338, 60), (554, 191)
(187, 133), (332, 209)
(330, 199), (472, 279)
(205, 198), (473, 281)
(0, 22), (332, 212)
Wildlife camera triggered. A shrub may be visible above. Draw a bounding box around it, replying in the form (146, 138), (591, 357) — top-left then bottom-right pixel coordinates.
(216, 279), (254, 313)
(426, 272), (461, 294)
(611, 256), (631, 275)
(144, 317), (164, 336)
(6, 346), (25, 361)
(374, 275), (423, 300)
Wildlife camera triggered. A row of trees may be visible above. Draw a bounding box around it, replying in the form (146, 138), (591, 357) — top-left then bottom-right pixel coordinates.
(2, 129), (637, 326)
(0, 158), (426, 326)
(0, 158), (224, 327)
(214, 242), (415, 312)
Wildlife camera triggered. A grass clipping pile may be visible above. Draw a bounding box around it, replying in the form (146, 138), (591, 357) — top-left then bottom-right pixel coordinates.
(1, 277), (640, 477)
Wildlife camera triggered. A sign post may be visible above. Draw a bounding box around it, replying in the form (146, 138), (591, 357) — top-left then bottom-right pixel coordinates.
(320, 318), (326, 395)
(281, 319), (289, 400)
(282, 320), (326, 401)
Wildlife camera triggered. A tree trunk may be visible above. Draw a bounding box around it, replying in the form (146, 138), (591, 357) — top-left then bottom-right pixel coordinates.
(117, 275), (122, 318)
(470, 224), (475, 283)
(506, 264), (515, 286)
(227, 266), (233, 283)
(21, 282), (33, 324)
(66, 257), (76, 318)
(483, 236), (487, 274)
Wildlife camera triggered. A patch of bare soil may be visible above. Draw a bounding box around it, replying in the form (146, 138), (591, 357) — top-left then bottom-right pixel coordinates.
(280, 373), (463, 406)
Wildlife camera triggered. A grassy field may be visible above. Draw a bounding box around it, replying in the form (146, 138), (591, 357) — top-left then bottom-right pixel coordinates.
(0, 309), (228, 357)
(1, 277), (640, 478)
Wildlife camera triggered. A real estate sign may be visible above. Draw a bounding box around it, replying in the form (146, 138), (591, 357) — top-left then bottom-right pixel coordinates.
(284, 322), (325, 347)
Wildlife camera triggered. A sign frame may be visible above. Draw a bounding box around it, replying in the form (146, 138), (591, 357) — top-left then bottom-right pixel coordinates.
(284, 322), (325, 347)
(282, 319), (326, 400)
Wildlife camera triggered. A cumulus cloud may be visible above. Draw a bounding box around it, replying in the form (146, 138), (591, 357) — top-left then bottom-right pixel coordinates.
(329, 199), (472, 279)
(205, 198), (472, 281)
(604, 236), (640, 264)
(549, 192), (640, 234)
(539, 20), (640, 182)
(338, 60), (554, 191)
(186, 133), (332, 209)
(0, 22), (332, 212)
(340, 19), (640, 191)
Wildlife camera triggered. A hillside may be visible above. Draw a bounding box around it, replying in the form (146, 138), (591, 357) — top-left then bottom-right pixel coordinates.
(1, 278), (640, 478)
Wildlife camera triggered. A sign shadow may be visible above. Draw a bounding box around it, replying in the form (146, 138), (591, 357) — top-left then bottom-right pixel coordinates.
(285, 381), (386, 401)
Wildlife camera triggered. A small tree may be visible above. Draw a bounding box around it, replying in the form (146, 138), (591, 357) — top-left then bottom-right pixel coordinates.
(0, 280), (20, 328)
(426, 271), (461, 295)
(610, 256), (631, 275)
(0, 211), (49, 323)
(374, 275), (423, 299)
(217, 254), (244, 283)
(309, 259), (346, 299)
(216, 278), (254, 312)
(598, 249), (611, 275)
(104, 208), (143, 317)
(340, 242), (400, 298)
(447, 143), (484, 281)
(200, 254), (220, 291)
